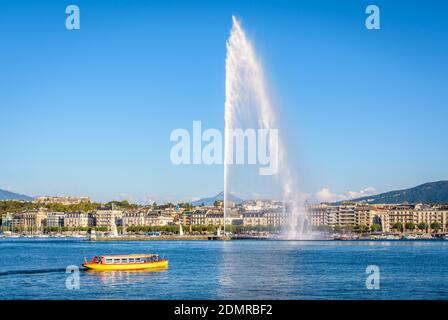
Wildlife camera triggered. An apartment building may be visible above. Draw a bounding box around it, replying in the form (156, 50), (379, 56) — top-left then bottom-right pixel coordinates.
(64, 212), (91, 228)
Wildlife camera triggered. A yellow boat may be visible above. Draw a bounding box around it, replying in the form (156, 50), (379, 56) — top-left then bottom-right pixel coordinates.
(82, 254), (168, 271)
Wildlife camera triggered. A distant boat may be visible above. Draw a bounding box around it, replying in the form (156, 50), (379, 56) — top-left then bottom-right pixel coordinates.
(333, 234), (348, 240)
(36, 234), (49, 238)
(385, 235), (400, 240)
(82, 254), (168, 271)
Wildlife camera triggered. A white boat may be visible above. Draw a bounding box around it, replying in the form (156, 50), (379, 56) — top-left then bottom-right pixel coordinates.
(8, 234), (20, 238)
(385, 235), (400, 240)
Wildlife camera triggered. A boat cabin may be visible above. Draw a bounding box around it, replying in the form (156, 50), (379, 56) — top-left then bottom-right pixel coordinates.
(88, 254), (162, 265)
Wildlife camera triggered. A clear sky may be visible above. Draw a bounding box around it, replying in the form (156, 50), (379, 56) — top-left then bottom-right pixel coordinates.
(1, 0), (447, 203)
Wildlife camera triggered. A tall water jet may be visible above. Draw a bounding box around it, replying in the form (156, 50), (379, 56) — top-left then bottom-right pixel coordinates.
(224, 16), (308, 238)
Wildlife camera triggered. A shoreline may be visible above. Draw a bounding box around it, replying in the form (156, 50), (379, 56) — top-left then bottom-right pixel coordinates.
(2, 235), (446, 242)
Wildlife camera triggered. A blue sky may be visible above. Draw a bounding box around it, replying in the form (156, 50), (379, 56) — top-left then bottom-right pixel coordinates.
(1, 0), (447, 203)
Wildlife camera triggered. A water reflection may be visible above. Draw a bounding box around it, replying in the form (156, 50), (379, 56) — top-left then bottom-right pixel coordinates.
(1, 239), (448, 299)
(217, 241), (303, 299)
(83, 268), (168, 286)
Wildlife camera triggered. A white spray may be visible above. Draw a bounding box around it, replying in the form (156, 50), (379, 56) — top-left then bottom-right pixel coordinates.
(224, 16), (307, 239)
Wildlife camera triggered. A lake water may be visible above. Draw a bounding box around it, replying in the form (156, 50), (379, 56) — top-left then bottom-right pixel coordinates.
(0, 238), (447, 299)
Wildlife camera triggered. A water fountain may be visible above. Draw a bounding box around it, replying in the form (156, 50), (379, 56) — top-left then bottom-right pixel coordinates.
(223, 16), (308, 239)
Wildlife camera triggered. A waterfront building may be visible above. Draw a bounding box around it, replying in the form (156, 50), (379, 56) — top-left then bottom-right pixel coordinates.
(307, 204), (356, 228)
(64, 212), (90, 228)
(307, 204), (328, 226)
(94, 210), (123, 229)
(179, 211), (193, 225)
(205, 212), (224, 226)
(243, 212), (267, 226)
(189, 208), (241, 226)
(146, 210), (174, 226)
(1, 213), (13, 228)
(191, 209), (207, 225)
(45, 212), (65, 227)
(388, 205), (415, 225)
(338, 204), (357, 226)
(122, 210), (146, 227)
(413, 204), (448, 231)
(354, 204), (371, 227)
(306, 203), (448, 232)
(265, 210), (288, 226)
(369, 207), (391, 232)
(11, 209), (47, 230)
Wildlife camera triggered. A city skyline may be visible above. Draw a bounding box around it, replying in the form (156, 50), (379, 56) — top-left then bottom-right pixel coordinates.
(1, 0), (448, 203)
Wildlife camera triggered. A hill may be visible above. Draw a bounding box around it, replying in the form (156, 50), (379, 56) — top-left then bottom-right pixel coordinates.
(192, 191), (243, 206)
(0, 189), (32, 201)
(347, 181), (448, 204)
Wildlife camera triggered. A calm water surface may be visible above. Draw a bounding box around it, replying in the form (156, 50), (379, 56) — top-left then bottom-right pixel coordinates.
(0, 238), (447, 299)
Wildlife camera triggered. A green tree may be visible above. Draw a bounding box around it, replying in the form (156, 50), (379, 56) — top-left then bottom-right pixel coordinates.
(333, 225), (343, 233)
(405, 222), (415, 231)
(430, 222), (442, 233)
(105, 200), (138, 210)
(358, 224), (368, 233)
(345, 224), (356, 232)
(392, 222), (403, 232)
(370, 224), (382, 232)
(417, 222), (428, 232)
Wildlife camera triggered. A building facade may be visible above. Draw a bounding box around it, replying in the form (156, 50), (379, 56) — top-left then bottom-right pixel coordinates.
(64, 212), (90, 228)
(306, 203), (448, 232)
(34, 196), (91, 205)
(45, 212), (65, 227)
(94, 210), (123, 229)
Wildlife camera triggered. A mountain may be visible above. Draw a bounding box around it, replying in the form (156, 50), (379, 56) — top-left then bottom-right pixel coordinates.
(346, 181), (448, 204)
(192, 191), (243, 206)
(0, 189), (33, 201)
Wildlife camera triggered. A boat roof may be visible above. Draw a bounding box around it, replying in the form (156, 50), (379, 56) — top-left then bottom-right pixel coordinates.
(99, 254), (159, 258)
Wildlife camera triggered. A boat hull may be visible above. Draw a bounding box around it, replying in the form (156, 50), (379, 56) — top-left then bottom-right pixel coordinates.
(82, 260), (168, 271)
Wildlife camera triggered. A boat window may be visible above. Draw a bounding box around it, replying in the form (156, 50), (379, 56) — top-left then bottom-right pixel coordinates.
(129, 258), (135, 263)
(106, 259), (113, 264)
(135, 258), (140, 262)
(121, 259), (128, 263)
(113, 259), (120, 264)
